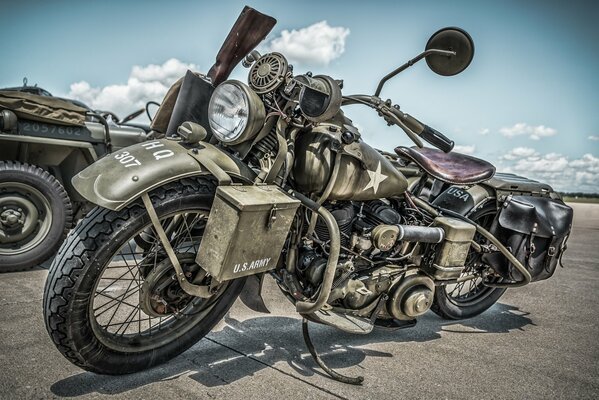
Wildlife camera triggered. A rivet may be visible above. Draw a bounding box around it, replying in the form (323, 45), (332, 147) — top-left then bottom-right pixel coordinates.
(132, 176), (139, 182)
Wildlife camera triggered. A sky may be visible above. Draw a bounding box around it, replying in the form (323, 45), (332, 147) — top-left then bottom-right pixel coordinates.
(1, 0), (598, 192)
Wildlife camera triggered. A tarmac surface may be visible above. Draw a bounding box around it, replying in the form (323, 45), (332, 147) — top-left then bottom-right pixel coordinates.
(0, 203), (597, 399)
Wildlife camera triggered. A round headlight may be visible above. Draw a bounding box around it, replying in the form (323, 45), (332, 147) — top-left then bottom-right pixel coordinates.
(208, 80), (265, 145)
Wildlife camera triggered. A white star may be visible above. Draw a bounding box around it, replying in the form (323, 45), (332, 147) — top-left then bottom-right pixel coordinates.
(363, 161), (388, 193)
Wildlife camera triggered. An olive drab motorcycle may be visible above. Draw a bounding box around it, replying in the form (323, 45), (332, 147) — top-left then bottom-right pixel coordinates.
(43, 6), (573, 384)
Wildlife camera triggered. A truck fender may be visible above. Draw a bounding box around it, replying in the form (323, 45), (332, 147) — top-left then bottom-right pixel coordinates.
(72, 139), (256, 210)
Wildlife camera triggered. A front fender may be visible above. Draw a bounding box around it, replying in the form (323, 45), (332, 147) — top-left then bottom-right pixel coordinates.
(72, 139), (256, 210)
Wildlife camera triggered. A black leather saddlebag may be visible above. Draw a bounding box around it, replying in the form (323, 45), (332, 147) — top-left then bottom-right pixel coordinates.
(483, 196), (573, 282)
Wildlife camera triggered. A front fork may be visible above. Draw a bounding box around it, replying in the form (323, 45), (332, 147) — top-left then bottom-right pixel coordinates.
(141, 193), (214, 298)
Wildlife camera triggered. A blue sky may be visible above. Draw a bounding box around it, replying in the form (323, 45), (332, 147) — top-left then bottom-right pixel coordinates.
(1, 0), (598, 192)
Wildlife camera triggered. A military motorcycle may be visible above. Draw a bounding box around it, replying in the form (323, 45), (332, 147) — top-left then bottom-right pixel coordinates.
(0, 80), (158, 272)
(43, 7), (573, 384)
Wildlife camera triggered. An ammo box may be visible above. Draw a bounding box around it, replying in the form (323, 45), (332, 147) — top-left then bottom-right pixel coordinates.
(196, 185), (301, 282)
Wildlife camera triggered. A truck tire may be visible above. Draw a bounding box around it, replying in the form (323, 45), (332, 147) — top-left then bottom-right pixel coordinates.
(0, 161), (73, 272)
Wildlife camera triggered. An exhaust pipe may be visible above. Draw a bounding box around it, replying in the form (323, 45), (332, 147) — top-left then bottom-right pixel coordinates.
(397, 225), (444, 243)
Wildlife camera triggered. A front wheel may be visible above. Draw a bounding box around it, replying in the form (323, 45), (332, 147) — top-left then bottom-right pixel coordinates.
(43, 178), (245, 374)
(431, 204), (506, 320)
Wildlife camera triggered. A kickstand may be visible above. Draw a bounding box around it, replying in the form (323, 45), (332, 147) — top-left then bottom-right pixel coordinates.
(302, 319), (364, 385)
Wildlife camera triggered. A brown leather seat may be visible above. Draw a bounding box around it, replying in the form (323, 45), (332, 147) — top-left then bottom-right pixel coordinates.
(394, 146), (495, 185)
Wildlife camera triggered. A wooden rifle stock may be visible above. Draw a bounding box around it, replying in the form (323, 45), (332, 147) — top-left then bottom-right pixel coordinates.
(207, 6), (276, 86)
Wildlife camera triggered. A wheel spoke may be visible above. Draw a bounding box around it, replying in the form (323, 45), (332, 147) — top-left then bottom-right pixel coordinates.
(94, 287), (141, 318)
(95, 291), (139, 311)
(96, 267), (137, 296)
(114, 304), (142, 335)
(103, 269), (140, 329)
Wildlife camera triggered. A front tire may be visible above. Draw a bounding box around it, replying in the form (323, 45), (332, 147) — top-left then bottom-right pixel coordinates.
(431, 204), (506, 320)
(0, 161), (73, 272)
(43, 178), (245, 374)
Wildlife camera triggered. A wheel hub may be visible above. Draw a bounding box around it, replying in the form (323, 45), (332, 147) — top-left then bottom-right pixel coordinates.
(139, 253), (205, 317)
(0, 208), (25, 228)
(0, 193), (40, 244)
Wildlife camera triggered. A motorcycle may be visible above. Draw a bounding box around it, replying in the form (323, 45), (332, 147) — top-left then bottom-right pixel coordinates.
(43, 7), (573, 384)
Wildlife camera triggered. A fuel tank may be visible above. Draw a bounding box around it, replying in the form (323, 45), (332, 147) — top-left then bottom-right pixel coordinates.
(292, 128), (408, 201)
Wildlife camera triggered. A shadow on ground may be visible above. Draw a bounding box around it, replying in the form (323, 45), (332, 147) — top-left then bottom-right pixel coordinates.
(50, 302), (533, 397)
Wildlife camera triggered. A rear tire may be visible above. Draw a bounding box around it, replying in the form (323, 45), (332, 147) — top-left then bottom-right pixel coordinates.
(43, 178), (245, 374)
(431, 204), (506, 320)
(0, 161), (73, 272)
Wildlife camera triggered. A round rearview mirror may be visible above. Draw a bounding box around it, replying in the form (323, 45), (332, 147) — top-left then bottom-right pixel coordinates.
(425, 27), (474, 76)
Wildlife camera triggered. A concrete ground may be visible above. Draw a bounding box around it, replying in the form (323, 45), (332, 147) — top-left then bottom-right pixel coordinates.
(0, 203), (597, 399)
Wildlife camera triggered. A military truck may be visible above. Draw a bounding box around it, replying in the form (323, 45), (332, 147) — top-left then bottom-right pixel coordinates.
(0, 81), (156, 271)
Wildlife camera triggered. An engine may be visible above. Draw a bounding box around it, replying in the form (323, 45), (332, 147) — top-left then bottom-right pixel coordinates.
(296, 199), (475, 321)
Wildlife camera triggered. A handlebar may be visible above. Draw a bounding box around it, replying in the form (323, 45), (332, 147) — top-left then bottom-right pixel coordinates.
(419, 124), (454, 152)
(342, 95), (454, 153)
(399, 113), (453, 152)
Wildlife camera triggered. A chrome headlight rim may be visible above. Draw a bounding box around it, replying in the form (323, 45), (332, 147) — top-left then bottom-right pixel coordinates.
(208, 80), (265, 145)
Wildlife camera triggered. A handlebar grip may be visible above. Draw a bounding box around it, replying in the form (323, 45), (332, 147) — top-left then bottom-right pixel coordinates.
(420, 125), (454, 153)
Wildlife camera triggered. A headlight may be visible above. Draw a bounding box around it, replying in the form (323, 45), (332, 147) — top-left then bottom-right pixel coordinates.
(208, 80), (265, 145)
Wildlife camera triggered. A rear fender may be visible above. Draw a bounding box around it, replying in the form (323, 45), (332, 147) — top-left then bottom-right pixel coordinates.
(72, 139), (256, 210)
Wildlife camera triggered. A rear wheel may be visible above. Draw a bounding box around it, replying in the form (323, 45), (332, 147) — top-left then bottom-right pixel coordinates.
(431, 204), (506, 320)
(43, 178), (245, 374)
(0, 161), (73, 272)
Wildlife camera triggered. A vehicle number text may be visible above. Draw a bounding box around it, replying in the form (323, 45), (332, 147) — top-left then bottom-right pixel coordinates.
(114, 151), (142, 167)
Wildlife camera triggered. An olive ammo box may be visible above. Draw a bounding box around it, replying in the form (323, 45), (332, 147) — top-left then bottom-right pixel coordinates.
(196, 185), (300, 282)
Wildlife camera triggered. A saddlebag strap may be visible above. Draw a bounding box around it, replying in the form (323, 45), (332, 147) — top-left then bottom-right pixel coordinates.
(543, 235), (558, 273)
(557, 233), (570, 269)
(525, 223), (538, 269)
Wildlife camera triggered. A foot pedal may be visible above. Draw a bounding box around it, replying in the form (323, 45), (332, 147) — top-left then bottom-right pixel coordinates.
(374, 318), (417, 330)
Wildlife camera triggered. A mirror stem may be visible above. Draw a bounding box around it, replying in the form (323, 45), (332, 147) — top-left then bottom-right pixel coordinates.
(374, 49), (455, 97)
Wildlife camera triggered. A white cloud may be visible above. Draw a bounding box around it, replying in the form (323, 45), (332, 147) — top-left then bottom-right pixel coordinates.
(499, 149), (599, 192)
(569, 153), (599, 174)
(499, 123), (557, 140)
(454, 144), (476, 155)
(478, 128), (490, 135)
(588, 135), (599, 141)
(512, 152), (569, 172)
(501, 146), (539, 160)
(68, 58), (197, 120)
(267, 21), (350, 66)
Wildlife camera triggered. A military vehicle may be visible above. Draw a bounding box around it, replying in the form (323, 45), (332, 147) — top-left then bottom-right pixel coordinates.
(0, 80), (157, 271)
(43, 6), (572, 385)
